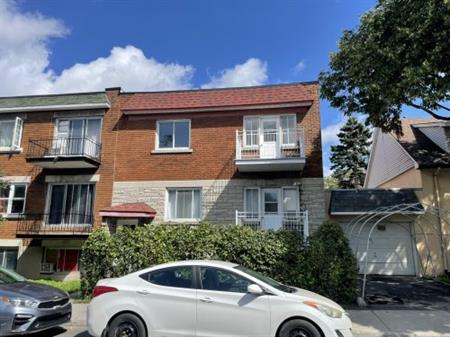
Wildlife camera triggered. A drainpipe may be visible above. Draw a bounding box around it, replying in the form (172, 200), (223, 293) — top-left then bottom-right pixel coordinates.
(433, 167), (449, 273)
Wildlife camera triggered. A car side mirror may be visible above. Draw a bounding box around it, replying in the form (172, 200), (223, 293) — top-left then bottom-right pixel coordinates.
(247, 284), (264, 296)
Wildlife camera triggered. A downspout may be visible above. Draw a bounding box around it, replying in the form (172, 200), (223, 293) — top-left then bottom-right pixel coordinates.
(433, 167), (448, 273)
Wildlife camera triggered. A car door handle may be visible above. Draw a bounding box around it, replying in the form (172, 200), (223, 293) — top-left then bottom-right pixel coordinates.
(199, 297), (213, 303)
(137, 290), (152, 295)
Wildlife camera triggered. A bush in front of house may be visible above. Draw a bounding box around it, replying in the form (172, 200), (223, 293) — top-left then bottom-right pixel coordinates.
(80, 222), (358, 303)
(33, 279), (81, 294)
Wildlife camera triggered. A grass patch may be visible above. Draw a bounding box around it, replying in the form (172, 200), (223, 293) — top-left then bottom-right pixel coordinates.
(32, 279), (81, 294)
(437, 274), (450, 284)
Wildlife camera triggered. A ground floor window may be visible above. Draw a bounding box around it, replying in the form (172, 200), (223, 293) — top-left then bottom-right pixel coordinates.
(0, 248), (18, 270)
(244, 186), (299, 215)
(43, 248), (80, 272)
(167, 188), (201, 220)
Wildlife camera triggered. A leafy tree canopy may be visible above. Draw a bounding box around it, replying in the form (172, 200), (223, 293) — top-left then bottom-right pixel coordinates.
(319, 0), (450, 135)
(331, 117), (372, 188)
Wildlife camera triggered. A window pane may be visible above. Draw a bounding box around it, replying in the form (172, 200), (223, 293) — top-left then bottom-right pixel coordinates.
(158, 122), (174, 148)
(147, 267), (193, 289)
(264, 203), (278, 213)
(264, 191), (278, 203)
(193, 190), (201, 218)
(168, 190), (176, 219)
(245, 189), (259, 214)
(200, 267), (250, 293)
(49, 186), (65, 224)
(283, 188), (298, 213)
(176, 190), (193, 218)
(13, 185), (26, 198)
(174, 121), (189, 148)
(11, 200), (24, 214)
(0, 121), (14, 147)
(3, 249), (18, 270)
(281, 116), (296, 145)
(0, 186), (10, 198)
(244, 118), (259, 147)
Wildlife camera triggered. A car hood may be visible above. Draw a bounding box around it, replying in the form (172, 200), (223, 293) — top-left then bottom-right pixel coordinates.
(0, 282), (68, 302)
(285, 287), (345, 312)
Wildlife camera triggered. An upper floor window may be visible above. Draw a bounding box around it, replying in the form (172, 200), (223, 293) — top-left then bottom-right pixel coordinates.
(0, 117), (23, 151)
(167, 188), (201, 221)
(156, 120), (190, 150)
(243, 115), (297, 147)
(0, 183), (27, 215)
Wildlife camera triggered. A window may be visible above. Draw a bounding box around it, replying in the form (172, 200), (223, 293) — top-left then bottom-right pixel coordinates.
(0, 248), (18, 270)
(200, 267), (251, 293)
(54, 118), (102, 157)
(43, 248), (80, 272)
(263, 189), (279, 214)
(243, 117), (259, 147)
(244, 188), (260, 216)
(46, 184), (95, 225)
(167, 188), (201, 220)
(157, 120), (190, 150)
(0, 117), (23, 151)
(142, 266), (194, 289)
(282, 187), (299, 215)
(280, 115), (296, 146)
(0, 183), (26, 215)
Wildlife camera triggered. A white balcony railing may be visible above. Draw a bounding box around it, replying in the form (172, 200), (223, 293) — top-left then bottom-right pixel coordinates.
(236, 127), (305, 161)
(235, 210), (309, 238)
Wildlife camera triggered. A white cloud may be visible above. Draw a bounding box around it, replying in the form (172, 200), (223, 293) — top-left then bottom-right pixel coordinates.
(293, 60), (306, 74)
(201, 58), (268, 89)
(0, 1), (194, 95)
(321, 116), (347, 146)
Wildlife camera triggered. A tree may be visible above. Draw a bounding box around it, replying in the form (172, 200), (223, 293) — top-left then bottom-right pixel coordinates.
(330, 117), (372, 188)
(324, 176), (339, 190)
(319, 0), (450, 135)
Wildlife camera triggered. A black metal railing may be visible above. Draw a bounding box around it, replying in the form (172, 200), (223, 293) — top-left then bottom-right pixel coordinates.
(16, 213), (94, 235)
(26, 137), (101, 162)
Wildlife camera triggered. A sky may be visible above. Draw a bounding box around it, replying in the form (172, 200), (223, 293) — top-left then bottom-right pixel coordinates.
(0, 0), (430, 175)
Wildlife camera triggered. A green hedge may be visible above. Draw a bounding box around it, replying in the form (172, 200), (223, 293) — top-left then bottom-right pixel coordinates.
(80, 222), (358, 303)
(33, 279), (81, 294)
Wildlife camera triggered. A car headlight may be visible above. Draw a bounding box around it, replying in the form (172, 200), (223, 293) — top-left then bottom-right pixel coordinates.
(0, 296), (39, 308)
(304, 300), (343, 318)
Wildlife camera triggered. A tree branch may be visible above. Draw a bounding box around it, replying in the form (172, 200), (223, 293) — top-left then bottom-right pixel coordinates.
(407, 103), (450, 120)
(436, 103), (450, 112)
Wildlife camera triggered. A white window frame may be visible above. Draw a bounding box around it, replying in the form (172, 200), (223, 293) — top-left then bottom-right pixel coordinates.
(156, 119), (191, 151)
(0, 183), (27, 216)
(0, 117), (24, 152)
(165, 187), (202, 222)
(44, 183), (95, 225)
(54, 117), (103, 142)
(244, 187), (261, 216)
(282, 186), (300, 214)
(242, 114), (297, 149)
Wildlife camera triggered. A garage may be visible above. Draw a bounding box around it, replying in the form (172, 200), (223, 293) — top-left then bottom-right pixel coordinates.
(329, 189), (423, 276)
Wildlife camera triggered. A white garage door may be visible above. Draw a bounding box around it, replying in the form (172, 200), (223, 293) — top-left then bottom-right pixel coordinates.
(347, 222), (416, 275)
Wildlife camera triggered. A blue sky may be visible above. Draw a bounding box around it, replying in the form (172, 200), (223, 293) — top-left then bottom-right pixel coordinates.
(0, 0), (429, 174)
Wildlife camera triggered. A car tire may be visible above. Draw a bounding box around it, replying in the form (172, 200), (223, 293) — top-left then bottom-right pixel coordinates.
(108, 313), (147, 337)
(278, 318), (322, 337)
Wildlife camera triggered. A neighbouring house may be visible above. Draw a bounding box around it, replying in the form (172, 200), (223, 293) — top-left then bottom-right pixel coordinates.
(0, 82), (326, 280)
(350, 118), (450, 276)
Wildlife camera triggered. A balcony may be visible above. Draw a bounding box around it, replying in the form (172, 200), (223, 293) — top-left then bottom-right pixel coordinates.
(235, 210), (309, 237)
(235, 127), (306, 172)
(16, 213), (93, 237)
(26, 137), (101, 169)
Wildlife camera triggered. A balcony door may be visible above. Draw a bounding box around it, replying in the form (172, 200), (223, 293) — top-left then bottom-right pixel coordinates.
(259, 118), (280, 159)
(54, 118), (101, 157)
(261, 188), (282, 230)
(47, 184), (94, 226)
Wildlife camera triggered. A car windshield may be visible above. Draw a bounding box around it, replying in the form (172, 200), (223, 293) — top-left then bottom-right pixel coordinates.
(234, 266), (296, 293)
(0, 267), (26, 284)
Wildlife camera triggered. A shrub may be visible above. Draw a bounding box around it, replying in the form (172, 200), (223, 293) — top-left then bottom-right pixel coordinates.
(33, 279), (81, 294)
(81, 222), (358, 303)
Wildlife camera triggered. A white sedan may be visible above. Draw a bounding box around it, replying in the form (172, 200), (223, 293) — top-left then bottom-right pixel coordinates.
(87, 260), (353, 337)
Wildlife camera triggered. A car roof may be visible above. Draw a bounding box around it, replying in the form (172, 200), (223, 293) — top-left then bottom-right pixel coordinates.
(149, 260), (239, 269)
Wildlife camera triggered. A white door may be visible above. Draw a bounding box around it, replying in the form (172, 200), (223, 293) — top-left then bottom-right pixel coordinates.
(196, 266), (270, 337)
(262, 188), (282, 230)
(349, 222), (416, 275)
(137, 265), (196, 337)
(260, 118), (279, 159)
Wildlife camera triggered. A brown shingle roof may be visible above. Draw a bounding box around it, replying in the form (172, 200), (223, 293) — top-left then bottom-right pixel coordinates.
(100, 202), (156, 214)
(393, 118), (450, 168)
(122, 82), (317, 113)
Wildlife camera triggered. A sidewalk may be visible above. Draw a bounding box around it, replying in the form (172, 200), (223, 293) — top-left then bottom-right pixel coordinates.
(56, 304), (450, 337)
(348, 309), (450, 337)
